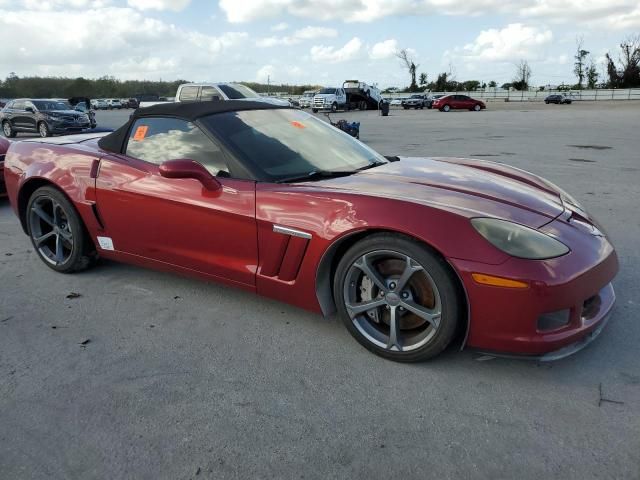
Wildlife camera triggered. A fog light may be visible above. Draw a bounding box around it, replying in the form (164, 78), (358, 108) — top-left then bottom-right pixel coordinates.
(537, 309), (571, 332)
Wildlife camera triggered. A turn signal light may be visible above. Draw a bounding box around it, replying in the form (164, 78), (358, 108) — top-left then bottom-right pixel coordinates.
(471, 273), (529, 289)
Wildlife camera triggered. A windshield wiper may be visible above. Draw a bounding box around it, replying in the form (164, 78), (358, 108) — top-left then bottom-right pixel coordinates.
(278, 169), (357, 183)
(356, 160), (387, 172)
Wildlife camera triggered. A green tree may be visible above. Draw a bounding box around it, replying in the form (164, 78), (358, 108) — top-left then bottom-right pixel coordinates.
(419, 72), (428, 86)
(574, 36), (589, 88)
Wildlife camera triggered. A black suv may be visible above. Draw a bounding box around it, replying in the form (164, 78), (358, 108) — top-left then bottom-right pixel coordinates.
(1, 99), (91, 138)
(544, 94), (572, 104)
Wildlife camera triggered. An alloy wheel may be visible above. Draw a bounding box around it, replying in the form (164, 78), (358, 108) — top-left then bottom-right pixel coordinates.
(28, 195), (74, 265)
(39, 123), (49, 137)
(343, 250), (442, 352)
(3, 122), (11, 137)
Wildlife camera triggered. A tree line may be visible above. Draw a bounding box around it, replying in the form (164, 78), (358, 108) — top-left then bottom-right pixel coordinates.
(0, 74), (321, 99)
(392, 36), (640, 92)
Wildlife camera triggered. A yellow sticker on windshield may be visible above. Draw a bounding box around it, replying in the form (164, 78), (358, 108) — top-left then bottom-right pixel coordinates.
(290, 121), (306, 129)
(133, 125), (149, 141)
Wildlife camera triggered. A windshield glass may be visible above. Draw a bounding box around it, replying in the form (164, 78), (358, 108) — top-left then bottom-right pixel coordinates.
(33, 100), (71, 111)
(202, 109), (387, 182)
(319, 88), (336, 94)
(218, 83), (260, 99)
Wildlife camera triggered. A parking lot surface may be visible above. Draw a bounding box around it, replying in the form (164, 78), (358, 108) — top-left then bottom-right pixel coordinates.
(1, 101), (639, 479)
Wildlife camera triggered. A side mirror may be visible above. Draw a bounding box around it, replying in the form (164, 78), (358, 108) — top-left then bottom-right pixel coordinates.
(25, 107), (35, 113)
(159, 159), (221, 191)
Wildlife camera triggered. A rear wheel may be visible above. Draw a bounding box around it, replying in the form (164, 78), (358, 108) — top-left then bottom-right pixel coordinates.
(334, 234), (460, 362)
(2, 120), (16, 138)
(26, 186), (95, 273)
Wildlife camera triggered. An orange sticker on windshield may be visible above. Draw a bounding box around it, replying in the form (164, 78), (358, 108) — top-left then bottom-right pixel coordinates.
(290, 121), (306, 129)
(133, 125), (149, 141)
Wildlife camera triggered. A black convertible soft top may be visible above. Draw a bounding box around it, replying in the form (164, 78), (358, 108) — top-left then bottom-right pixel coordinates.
(98, 100), (288, 154)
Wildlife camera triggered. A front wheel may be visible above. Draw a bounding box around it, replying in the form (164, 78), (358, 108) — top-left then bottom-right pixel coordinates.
(442, 105), (451, 112)
(312, 108), (318, 113)
(473, 104), (481, 111)
(38, 122), (50, 138)
(334, 233), (461, 362)
(331, 102), (338, 113)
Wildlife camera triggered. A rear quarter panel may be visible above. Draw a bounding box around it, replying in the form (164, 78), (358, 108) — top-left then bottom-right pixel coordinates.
(4, 140), (103, 236)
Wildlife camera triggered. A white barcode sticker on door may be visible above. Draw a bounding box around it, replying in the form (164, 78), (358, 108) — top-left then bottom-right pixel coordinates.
(97, 236), (114, 251)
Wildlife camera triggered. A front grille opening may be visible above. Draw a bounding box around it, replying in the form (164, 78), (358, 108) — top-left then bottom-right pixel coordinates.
(537, 309), (571, 332)
(582, 294), (602, 321)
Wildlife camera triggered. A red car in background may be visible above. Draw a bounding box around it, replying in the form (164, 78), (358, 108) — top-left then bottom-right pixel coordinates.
(433, 94), (486, 112)
(1, 101), (617, 362)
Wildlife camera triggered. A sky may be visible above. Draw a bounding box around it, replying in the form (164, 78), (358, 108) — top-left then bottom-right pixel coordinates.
(0, 0), (638, 89)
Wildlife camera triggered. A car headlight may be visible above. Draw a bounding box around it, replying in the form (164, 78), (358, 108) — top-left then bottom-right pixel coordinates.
(471, 218), (570, 259)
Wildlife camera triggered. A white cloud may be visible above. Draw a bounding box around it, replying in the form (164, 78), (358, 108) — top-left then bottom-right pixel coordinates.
(460, 23), (553, 62)
(127, 0), (190, 11)
(256, 64), (276, 83)
(218, 0), (640, 29)
(0, 6), (247, 79)
(256, 26), (337, 47)
(310, 37), (363, 63)
(271, 22), (289, 31)
(369, 39), (398, 60)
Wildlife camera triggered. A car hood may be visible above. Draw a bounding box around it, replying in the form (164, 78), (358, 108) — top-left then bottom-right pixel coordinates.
(311, 157), (566, 228)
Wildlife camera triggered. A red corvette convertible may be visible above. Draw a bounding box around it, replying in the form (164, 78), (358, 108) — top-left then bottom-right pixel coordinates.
(2, 101), (618, 362)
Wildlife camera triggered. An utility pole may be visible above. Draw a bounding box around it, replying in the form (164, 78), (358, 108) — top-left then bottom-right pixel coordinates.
(267, 75), (270, 95)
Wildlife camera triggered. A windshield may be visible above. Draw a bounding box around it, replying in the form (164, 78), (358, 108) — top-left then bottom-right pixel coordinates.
(303, 92), (315, 97)
(319, 88), (336, 95)
(32, 100), (71, 111)
(218, 83), (260, 100)
(202, 109), (387, 182)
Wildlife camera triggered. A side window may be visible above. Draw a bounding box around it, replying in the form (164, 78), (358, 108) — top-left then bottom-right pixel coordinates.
(13, 101), (25, 110)
(179, 86), (199, 102)
(199, 86), (222, 102)
(125, 117), (230, 176)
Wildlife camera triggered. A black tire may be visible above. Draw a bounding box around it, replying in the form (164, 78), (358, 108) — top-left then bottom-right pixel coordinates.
(26, 186), (96, 273)
(312, 108), (318, 113)
(442, 104), (451, 112)
(2, 120), (16, 138)
(333, 233), (461, 362)
(331, 102), (338, 113)
(38, 122), (50, 138)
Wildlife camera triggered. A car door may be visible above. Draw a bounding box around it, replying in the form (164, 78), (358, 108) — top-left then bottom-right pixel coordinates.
(24, 101), (38, 131)
(94, 116), (258, 287)
(10, 101), (27, 129)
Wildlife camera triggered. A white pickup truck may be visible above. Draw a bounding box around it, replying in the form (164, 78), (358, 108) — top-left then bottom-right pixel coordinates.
(312, 80), (383, 112)
(139, 82), (289, 108)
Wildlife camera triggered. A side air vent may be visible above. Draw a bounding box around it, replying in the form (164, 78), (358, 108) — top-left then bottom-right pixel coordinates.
(259, 225), (311, 282)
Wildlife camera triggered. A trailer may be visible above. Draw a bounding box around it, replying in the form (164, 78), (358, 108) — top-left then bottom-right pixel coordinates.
(312, 80), (383, 112)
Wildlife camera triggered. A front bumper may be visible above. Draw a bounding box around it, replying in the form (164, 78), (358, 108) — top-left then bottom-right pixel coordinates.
(49, 121), (91, 134)
(451, 218), (619, 358)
